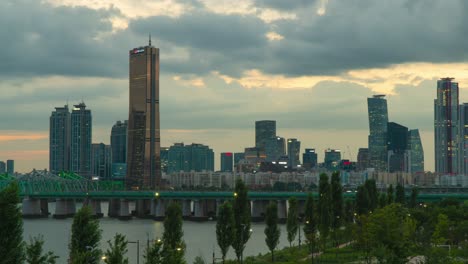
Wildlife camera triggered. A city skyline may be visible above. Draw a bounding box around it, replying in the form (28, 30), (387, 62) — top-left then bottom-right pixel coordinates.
(3, 1), (468, 172)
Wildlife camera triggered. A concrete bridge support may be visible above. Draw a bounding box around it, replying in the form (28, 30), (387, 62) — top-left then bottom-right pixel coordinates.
(135, 199), (151, 218)
(154, 199), (166, 221)
(251, 200), (268, 222)
(181, 199), (192, 219)
(297, 199), (306, 218)
(192, 199), (208, 221)
(118, 199), (131, 220)
(108, 198), (120, 218)
(40, 199), (49, 216)
(22, 197), (43, 218)
(83, 199), (103, 218)
(53, 199), (76, 219)
(277, 200), (287, 223)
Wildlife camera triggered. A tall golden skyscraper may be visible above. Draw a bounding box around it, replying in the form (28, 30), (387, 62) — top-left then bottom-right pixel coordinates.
(127, 39), (161, 190)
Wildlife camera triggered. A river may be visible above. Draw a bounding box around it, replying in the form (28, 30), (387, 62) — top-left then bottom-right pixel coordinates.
(23, 202), (291, 263)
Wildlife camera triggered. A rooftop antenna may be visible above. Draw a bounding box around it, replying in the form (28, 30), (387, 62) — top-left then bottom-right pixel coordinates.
(149, 33), (151, 46)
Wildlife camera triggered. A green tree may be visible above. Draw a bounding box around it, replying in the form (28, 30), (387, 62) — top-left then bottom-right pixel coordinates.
(25, 235), (58, 264)
(330, 172), (343, 246)
(355, 185), (369, 215)
(378, 193), (387, 208)
(431, 213), (450, 245)
(318, 173), (331, 250)
(103, 233), (128, 264)
(144, 240), (163, 264)
(303, 193), (317, 263)
(264, 201), (280, 262)
(344, 199), (354, 223)
(69, 206), (102, 264)
(286, 197), (298, 248)
(0, 182), (24, 263)
(216, 202), (235, 264)
(364, 179), (378, 211)
(395, 183), (405, 204)
(162, 202), (185, 264)
(409, 187), (419, 208)
(192, 256), (205, 264)
(232, 179), (251, 263)
(387, 184), (394, 205)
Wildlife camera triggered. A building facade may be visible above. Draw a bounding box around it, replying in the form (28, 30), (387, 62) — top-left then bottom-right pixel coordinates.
(6, 160), (14, 175)
(387, 122), (409, 172)
(324, 149), (341, 170)
(70, 103), (92, 178)
(49, 105), (70, 174)
(167, 143), (214, 173)
(302, 148), (318, 170)
(357, 148), (369, 171)
(434, 78), (459, 174)
(160, 147), (169, 173)
(265, 136), (286, 162)
(111, 120), (127, 164)
(127, 42), (161, 189)
(459, 103), (468, 175)
(91, 143), (112, 179)
(220, 152), (234, 172)
(255, 120), (276, 150)
(0, 161), (6, 174)
(407, 129), (424, 173)
(287, 138), (301, 168)
(367, 95), (389, 172)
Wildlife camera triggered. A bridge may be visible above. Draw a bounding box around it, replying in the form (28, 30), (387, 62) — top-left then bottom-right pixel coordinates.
(1, 170), (467, 221)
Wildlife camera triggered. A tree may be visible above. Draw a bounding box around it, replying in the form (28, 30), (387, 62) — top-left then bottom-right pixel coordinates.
(303, 193), (317, 263)
(330, 172), (343, 246)
(144, 240), (163, 264)
(69, 206), (102, 264)
(431, 214), (449, 245)
(25, 235), (58, 264)
(364, 179), (378, 211)
(103, 233), (129, 264)
(318, 173), (331, 250)
(0, 182), (24, 263)
(264, 201), (280, 262)
(395, 183), (405, 204)
(378, 193), (387, 208)
(192, 256), (205, 264)
(216, 202), (235, 264)
(409, 187), (419, 208)
(286, 197), (298, 248)
(387, 184), (394, 205)
(355, 185), (369, 215)
(162, 202), (185, 263)
(232, 179), (251, 263)
(344, 199), (354, 224)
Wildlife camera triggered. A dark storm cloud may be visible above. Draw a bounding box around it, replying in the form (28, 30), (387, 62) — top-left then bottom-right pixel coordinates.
(254, 0), (316, 11)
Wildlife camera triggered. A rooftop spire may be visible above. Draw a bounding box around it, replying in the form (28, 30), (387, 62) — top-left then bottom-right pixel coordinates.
(149, 33), (151, 46)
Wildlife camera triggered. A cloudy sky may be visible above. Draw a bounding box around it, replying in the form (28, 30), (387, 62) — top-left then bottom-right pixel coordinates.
(2, 0), (468, 172)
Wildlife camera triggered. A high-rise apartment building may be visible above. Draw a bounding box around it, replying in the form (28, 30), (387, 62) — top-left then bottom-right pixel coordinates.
(435, 78), (459, 174)
(287, 138), (301, 168)
(127, 41), (161, 189)
(111, 120), (127, 164)
(387, 122), (408, 172)
(255, 120), (276, 150)
(167, 143), (214, 173)
(0, 161), (6, 174)
(70, 103), (92, 178)
(265, 136), (286, 162)
(91, 143), (112, 179)
(407, 129), (424, 173)
(160, 147), (169, 173)
(220, 152), (234, 172)
(49, 105), (70, 173)
(324, 149), (341, 170)
(302, 148), (318, 170)
(367, 95), (389, 171)
(459, 103), (468, 175)
(356, 148), (369, 171)
(6, 160), (14, 175)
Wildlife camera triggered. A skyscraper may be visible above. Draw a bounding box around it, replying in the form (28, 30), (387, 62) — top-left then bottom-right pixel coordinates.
(0, 161), (5, 174)
(302, 148), (318, 170)
(324, 149), (341, 170)
(265, 136), (286, 162)
(255, 120), (276, 150)
(6, 160), (14, 175)
(49, 105), (70, 174)
(220, 152), (234, 172)
(387, 122), (408, 172)
(287, 138), (301, 168)
(356, 148), (369, 171)
(91, 143), (112, 179)
(70, 103), (92, 178)
(459, 103), (468, 175)
(407, 129), (424, 173)
(435, 78), (459, 174)
(367, 95), (389, 172)
(111, 120), (127, 164)
(127, 40), (161, 189)
(160, 147), (169, 173)
(167, 143), (214, 173)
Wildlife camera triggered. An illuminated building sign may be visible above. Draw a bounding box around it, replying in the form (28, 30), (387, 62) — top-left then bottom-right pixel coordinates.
(130, 48), (145, 55)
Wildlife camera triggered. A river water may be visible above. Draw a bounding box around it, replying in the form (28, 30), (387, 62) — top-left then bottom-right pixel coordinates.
(23, 202), (290, 264)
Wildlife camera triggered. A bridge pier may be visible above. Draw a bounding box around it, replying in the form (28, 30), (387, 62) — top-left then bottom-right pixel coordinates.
(108, 198), (120, 218)
(118, 199), (132, 220)
(22, 197), (44, 218)
(297, 199), (306, 218)
(40, 199), (49, 216)
(154, 199), (166, 221)
(135, 199), (151, 218)
(192, 199), (208, 221)
(251, 200), (268, 222)
(53, 199), (76, 219)
(182, 199), (192, 219)
(83, 199), (103, 218)
(277, 200), (287, 223)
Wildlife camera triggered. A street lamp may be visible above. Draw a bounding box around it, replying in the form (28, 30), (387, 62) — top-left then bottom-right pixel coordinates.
(128, 240), (140, 264)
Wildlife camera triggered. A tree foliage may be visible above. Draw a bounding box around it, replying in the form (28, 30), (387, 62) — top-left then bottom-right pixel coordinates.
(162, 202), (185, 264)
(363, 179), (378, 211)
(69, 206), (102, 264)
(232, 179), (251, 262)
(264, 201), (280, 262)
(330, 172), (343, 230)
(355, 185), (369, 215)
(318, 173), (331, 250)
(0, 182), (24, 263)
(216, 201), (234, 263)
(387, 184), (394, 205)
(25, 235), (58, 264)
(286, 197), (298, 247)
(409, 187), (418, 208)
(103, 233), (129, 264)
(395, 183), (405, 204)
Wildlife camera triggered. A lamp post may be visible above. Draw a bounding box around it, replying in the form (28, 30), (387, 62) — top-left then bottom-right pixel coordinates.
(128, 240), (140, 264)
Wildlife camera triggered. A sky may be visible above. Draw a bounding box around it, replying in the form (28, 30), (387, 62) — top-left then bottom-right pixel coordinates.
(2, 0), (468, 172)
